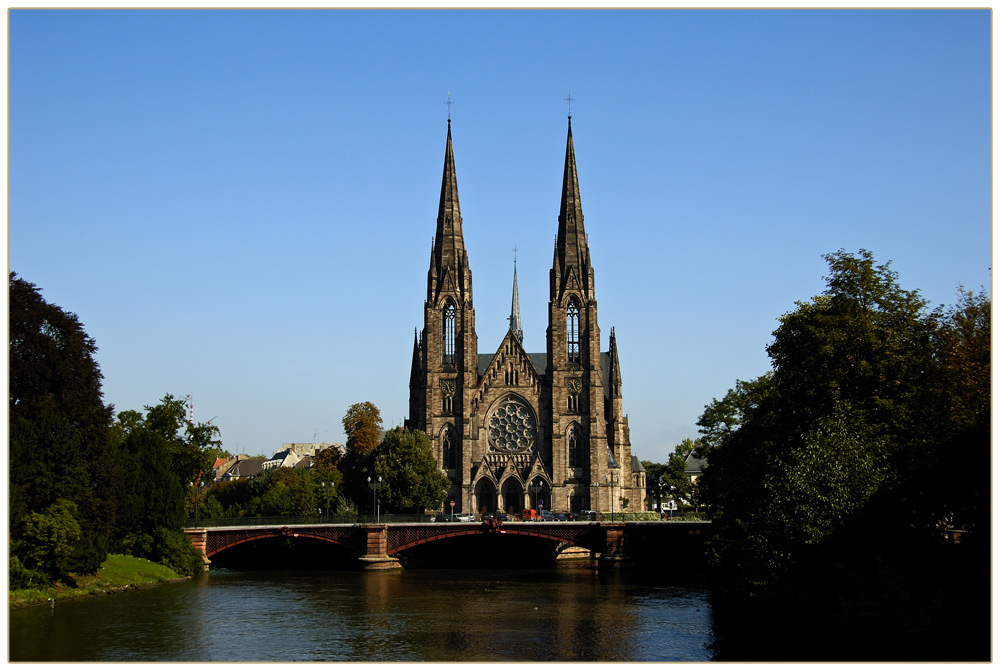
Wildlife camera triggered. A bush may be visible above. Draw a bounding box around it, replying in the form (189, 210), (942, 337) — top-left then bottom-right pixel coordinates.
(153, 527), (204, 576)
(9, 555), (50, 591)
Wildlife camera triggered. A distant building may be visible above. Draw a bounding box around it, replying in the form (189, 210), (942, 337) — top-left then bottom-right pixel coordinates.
(218, 456), (267, 481)
(261, 443), (344, 471)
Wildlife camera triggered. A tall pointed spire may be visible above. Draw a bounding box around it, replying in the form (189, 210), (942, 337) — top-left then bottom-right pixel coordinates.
(434, 119), (465, 273)
(509, 255), (523, 342)
(609, 326), (623, 398)
(428, 119), (472, 304)
(552, 115), (593, 302)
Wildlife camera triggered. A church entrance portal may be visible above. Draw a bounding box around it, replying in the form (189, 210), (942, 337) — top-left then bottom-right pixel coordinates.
(501, 479), (523, 515)
(475, 480), (497, 514)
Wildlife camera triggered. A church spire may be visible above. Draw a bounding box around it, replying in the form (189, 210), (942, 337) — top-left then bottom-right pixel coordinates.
(434, 119), (465, 272)
(552, 115), (593, 302)
(428, 119), (472, 304)
(609, 326), (623, 398)
(509, 255), (523, 342)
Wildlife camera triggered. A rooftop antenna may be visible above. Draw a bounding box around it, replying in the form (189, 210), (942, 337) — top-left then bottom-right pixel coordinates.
(186, 393), (193, 422)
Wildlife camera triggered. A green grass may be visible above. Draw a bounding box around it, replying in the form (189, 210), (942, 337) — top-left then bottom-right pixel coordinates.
(9, 554), (186, 609)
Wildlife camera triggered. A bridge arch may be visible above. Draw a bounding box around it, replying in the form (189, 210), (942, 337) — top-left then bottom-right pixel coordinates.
(203, 526), (364, 558)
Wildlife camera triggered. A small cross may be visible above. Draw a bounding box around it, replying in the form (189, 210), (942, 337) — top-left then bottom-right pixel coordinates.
(512, 245), (519, 264)
(565, 92), (575, 117)
(444, 93), (454, 121)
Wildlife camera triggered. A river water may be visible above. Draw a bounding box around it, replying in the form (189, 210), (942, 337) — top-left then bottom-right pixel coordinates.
(9, 562), (714, 662)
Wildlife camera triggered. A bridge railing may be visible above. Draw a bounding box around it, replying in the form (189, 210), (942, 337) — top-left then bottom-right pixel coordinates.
(183, 514), (443, 528)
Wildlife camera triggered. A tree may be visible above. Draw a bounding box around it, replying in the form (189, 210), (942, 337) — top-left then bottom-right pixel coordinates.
(140, 394), (225, 486)
(342, 401), (383, 454)
(9, 273), (114, 575)
(643, 438), (699, 512)
(366, 427), (451, 514)
(698, 251), (990, 660)
(338, 402), (384, 505)
(16, 499), (82, 583)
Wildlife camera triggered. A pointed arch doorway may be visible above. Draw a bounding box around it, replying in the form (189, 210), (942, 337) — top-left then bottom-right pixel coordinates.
(500, 479), (523, 515)
(475, 480), (497, 515)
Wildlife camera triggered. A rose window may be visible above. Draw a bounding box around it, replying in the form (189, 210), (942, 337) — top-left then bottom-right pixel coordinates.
(487, 396), (537, 452)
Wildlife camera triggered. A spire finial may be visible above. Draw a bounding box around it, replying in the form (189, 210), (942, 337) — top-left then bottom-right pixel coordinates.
(445, 93), (454, 122)
(565, 91), (574, 119)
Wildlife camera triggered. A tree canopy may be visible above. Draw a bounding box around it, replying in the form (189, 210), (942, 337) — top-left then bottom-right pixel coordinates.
(698, 250), (990, 660)
(9, 273), (115, 575)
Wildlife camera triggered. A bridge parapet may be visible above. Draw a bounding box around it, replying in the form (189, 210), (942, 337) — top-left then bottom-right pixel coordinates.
(186, 520), (709, 570)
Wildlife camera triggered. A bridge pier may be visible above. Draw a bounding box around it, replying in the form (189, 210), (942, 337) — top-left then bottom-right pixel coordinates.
(183, 528), (211, 572)
(357, 524), (402, 570)
(598, 524), (629, 567)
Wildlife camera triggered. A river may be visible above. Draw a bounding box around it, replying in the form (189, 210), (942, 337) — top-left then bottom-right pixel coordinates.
(9, 562), (714, 662)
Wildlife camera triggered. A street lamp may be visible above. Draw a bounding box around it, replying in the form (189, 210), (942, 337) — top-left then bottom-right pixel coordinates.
(321, 482), (333, 521)
(189, 480), (205, 526)
(591, 482), (599, 519)
(530, 479), (543, 514)
(368, 476), (382, 524)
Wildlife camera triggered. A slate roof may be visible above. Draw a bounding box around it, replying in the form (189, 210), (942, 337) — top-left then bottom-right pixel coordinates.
(224, 458), (267, 479)
(684, 452), (708, 476)
(631, 455), (645, 472)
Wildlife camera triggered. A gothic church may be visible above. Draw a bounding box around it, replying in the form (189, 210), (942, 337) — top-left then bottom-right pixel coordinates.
(406, 116), (644, 516)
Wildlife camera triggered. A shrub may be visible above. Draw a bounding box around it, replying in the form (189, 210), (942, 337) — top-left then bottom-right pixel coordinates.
(153, 527), (204, 576)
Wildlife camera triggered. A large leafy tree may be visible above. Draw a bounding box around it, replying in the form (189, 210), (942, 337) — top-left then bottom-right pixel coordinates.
(135, 394), (225, 485)
(338, 401), (384, 505)
(699, 251), (990, 660)
(9, 273), (115, 575)
(365, 427), (450, 514)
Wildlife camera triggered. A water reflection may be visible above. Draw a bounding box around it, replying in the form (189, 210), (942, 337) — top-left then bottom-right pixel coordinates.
(10, 562), (713, 662)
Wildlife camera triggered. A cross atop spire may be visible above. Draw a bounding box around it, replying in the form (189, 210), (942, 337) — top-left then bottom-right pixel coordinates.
(444, 93), (454, 121)
(509, 254), (523, 342)
(565, 91), (575, 118)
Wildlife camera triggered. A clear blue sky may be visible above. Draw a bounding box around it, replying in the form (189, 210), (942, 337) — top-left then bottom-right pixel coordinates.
(9, 9), (991, 462)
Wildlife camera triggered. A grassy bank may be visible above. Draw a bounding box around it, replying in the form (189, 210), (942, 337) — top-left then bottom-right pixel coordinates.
(9, 554), (188, 609)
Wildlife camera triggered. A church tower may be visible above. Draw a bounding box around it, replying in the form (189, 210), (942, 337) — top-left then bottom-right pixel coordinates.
(408, 119), (478, 488)
(545, 116), (631, 513)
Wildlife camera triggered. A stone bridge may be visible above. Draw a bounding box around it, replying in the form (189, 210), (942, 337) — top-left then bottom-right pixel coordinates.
(184, 520), (709, 570)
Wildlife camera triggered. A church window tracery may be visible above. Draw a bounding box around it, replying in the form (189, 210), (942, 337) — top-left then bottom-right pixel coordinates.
(443, 302), (456, 365)
(443, 426), (458, 469)
(487, 395), (537, 453)
(567, 300), (580, 362)
(568, 424), (583, 468)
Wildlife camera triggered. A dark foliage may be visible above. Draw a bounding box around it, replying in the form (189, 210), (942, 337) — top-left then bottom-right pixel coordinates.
(699, 251), (990, 661)
(9, 273), (115, 575)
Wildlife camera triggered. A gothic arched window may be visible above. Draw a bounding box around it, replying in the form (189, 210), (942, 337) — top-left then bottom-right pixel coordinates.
(568, 425), (583, 468)
(443, 302), (457, 365)
(567, 300), (580, 363)
(443, 426), (458, 469)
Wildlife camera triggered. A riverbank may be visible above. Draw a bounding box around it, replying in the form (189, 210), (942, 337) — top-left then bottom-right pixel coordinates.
(9, 554), (188, 609)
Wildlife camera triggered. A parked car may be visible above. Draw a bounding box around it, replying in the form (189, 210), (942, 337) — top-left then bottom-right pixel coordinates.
(553, 512), (569, 521)
(578, 510), (600, 521)
(564, 512), (578, 521)
(495, 512), (509, 522)
(539, 510), (555, 521)
(455, 513), (473, 522)
(521, 508), (539, 521)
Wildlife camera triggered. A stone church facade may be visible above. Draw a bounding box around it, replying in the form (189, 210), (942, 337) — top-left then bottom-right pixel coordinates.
(406, 117), (645, 516)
